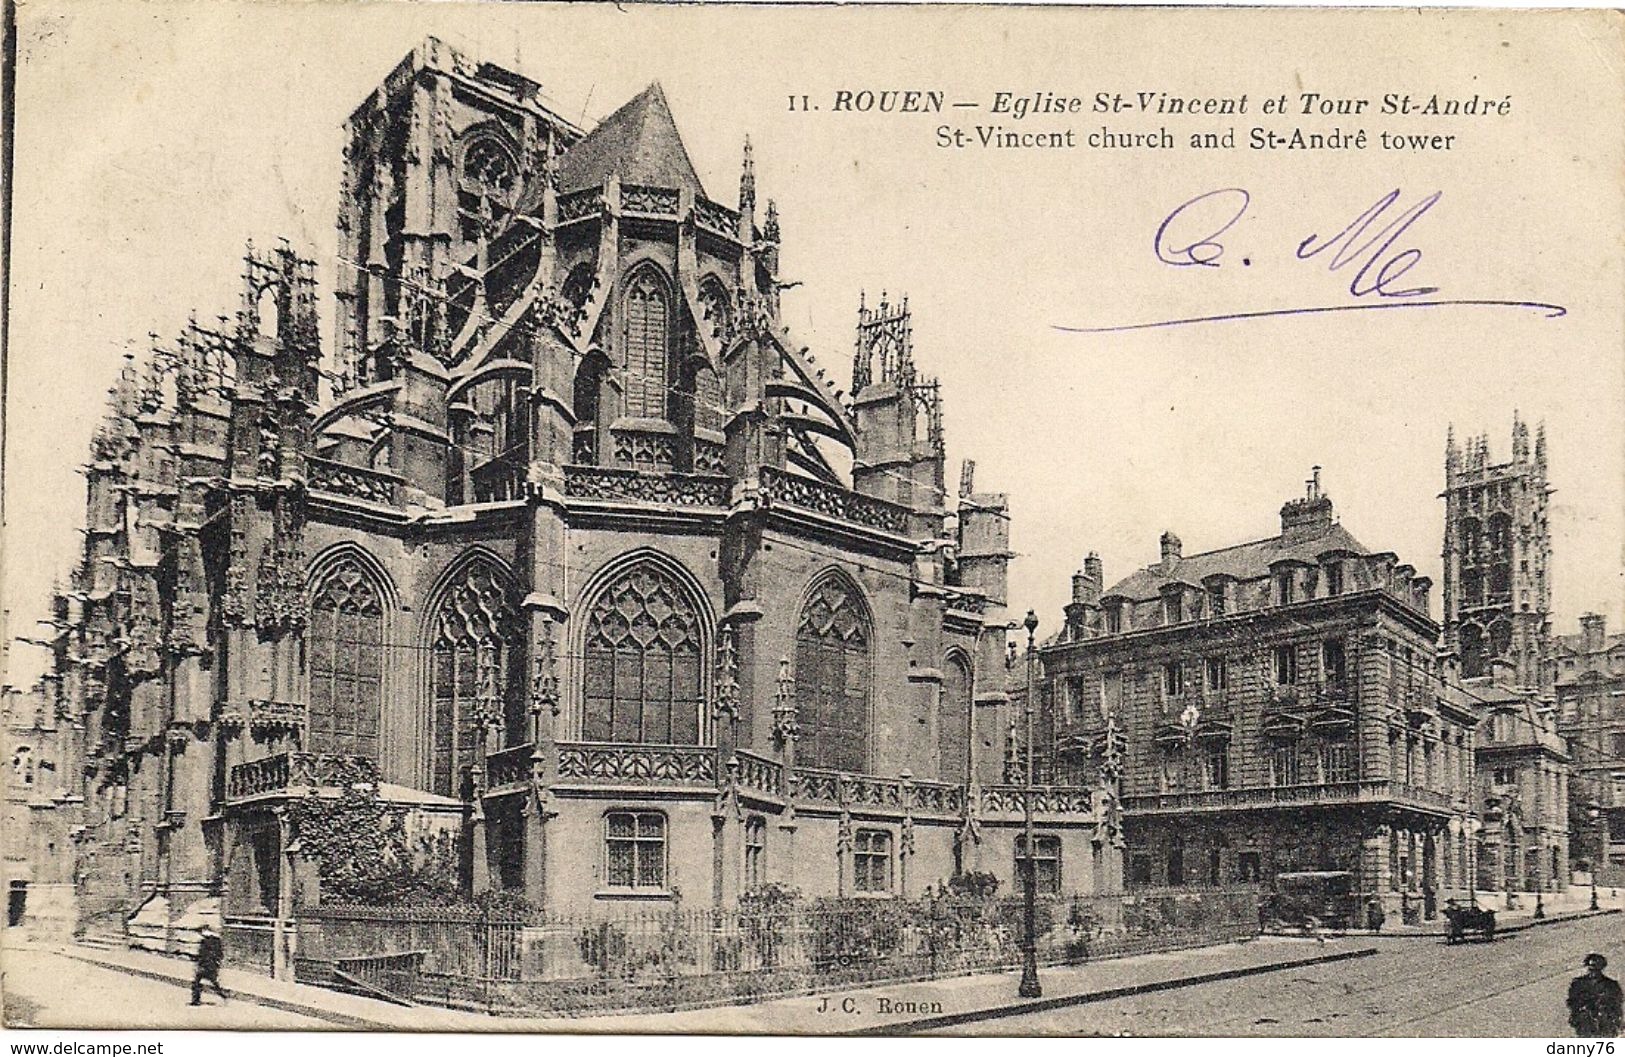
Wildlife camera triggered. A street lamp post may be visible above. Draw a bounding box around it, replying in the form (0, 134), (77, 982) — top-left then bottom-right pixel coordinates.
(1018, 609), (1042, 999)
(1589, 801), (1604, 911)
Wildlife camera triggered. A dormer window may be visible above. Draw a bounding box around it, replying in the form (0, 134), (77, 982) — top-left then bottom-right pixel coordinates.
(1208, 584), (1226, 616)
(1104, 603), (1124, 634)
(1164, 593), (1184, 625)
(1325, 562), (1344, 596)
(1276, 571), (1295, 605)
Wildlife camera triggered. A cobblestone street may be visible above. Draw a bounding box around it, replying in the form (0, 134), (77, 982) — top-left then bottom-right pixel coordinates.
(939, 913), (1623, 1036)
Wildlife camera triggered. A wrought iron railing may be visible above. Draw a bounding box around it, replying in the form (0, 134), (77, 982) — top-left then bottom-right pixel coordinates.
(758, 466), (911, 535)
(561, 465), (730, 507)
(226, 751), (378, 800)
(307, 456), (402, 505)
(298, 889), (1261, 1016)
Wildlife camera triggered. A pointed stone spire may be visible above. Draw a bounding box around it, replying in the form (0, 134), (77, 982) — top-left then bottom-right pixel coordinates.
(1535, 420), (1547, 468)
(739, 135), (755, 214)
(1446, 423), (1459, 478)
(763, 199), (780, 243)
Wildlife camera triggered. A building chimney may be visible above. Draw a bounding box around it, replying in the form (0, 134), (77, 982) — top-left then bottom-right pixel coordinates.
(1280, 466), (1335, 541)
(1065, 552), (1104, 639)
(1581, 612), (1608, 652)
(1160, 531), (1182, 567)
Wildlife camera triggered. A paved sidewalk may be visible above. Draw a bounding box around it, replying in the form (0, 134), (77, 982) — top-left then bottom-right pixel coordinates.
(1270, 903), (1622, 940)
(59, 933), (1374, 1033)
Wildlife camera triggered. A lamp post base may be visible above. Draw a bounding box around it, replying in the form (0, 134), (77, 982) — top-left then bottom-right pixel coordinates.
(1534, 892), (1545, 919)
(1591, 883), (1600, 911)
(1018, 955), (1043, 998)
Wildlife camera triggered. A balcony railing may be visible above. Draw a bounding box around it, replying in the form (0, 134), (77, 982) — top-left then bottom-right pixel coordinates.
(980, 785), (1094, 816)
(485, 743), (534, 790)
(226, 751), (379, 801)
(1123, 779), (1460, 815)
(733, 749), (784, 798)
(470, 459), (526, 503)
(307, 456), (403, 506)
(758, 466), (911, 536)
(554, 742), (716, 786)
(469, 742), (1088, 819)
(561, 465), (730, 508)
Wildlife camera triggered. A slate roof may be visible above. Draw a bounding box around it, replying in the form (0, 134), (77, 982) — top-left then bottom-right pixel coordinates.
(557, 82), (707, 197)
(1102, 522), (1370, 601)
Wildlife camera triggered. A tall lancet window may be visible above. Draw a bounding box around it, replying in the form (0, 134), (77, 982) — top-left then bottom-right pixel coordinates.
(623, 269), (671, 420)
(939, 654), (972, 784)
(308, 562), (385, 761)
(429, 561), (522, 798)
(795, 573), (872, 773)
(582, 562), (706, 744)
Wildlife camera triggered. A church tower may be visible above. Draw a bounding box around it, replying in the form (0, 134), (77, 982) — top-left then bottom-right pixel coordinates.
(1441, 415), (1554, 694)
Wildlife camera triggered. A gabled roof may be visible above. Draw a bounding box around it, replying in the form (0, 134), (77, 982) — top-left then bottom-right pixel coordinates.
(557, 82), (706, 197)
(1103, 522), (1369, 602)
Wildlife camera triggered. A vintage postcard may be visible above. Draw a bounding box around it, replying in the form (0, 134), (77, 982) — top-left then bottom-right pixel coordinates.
(2, 0), (1623, 1042)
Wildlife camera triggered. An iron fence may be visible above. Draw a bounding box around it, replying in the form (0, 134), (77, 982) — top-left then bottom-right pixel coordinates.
(297, 886), (1260, 1016)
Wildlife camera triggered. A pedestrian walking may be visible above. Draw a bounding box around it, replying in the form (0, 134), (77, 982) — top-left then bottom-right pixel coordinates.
(1567, 953), (1622, 1037)
(190, 923), (229, 1006)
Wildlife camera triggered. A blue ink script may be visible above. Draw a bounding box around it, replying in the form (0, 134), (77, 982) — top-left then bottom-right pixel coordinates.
(1064, 188), (1565, 334)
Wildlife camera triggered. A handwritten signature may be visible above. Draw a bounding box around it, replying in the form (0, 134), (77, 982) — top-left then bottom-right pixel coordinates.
(1060, 188), (1565, 333)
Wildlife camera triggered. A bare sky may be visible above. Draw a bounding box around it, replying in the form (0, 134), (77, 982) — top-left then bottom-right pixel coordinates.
(5, 1), (1622, 685)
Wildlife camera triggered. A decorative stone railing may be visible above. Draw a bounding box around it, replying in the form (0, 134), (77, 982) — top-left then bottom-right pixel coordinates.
(471, 458), (526, 503)
(611, 426), (677, 470)
(758, 466), (912, 536)
(555, 742), (716, 786)
(910, 779), (967, 815)
(791, 768), (905, 808)
(556, 188), (601, 224)
(226, 751), (378, 801)
(217, 699), (305, 735)
(1391, 782), (1455, 811)
(562, 466), (731, 508)
(694, 437), (726, 475)
(979, 785), (1094, 815)
(1119, 778), (1462, 816)
(694, 197), (741, 240)
(485, 743), (535, 790)
(307, 456), (402, 506)
(733, 749), (784, 798)
(943, 590), (989, 615)
(621, 184), (680, 216)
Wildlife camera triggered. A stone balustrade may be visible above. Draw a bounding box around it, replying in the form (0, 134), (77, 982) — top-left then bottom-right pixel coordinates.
(226, 751), (379, 801)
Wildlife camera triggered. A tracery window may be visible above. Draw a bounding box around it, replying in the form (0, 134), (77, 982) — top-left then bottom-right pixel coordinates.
(939, 655), (972, 784)
(623, 269), (671, 420)
(429, 561), (522, 798)
(308, 562), (385, 761)
(795, 575), (872, 773)
(581, 562), (706, 744)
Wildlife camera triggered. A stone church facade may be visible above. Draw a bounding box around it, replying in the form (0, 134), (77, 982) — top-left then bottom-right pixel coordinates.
(56, 39), (1117, 938)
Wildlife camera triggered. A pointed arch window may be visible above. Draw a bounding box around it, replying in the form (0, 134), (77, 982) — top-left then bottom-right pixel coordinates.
(582, 562), (706, 745)
(795, 575), (872, 773)
(623, 269), (671, 420)
(429, 561), (522, 798)
(939, 654), (972, 784)
(308, 562), (385, 761)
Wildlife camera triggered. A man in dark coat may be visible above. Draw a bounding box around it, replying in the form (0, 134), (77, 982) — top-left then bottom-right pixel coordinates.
(1568, 953), (1622, 1037)
(190, 924), (229, 1006)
